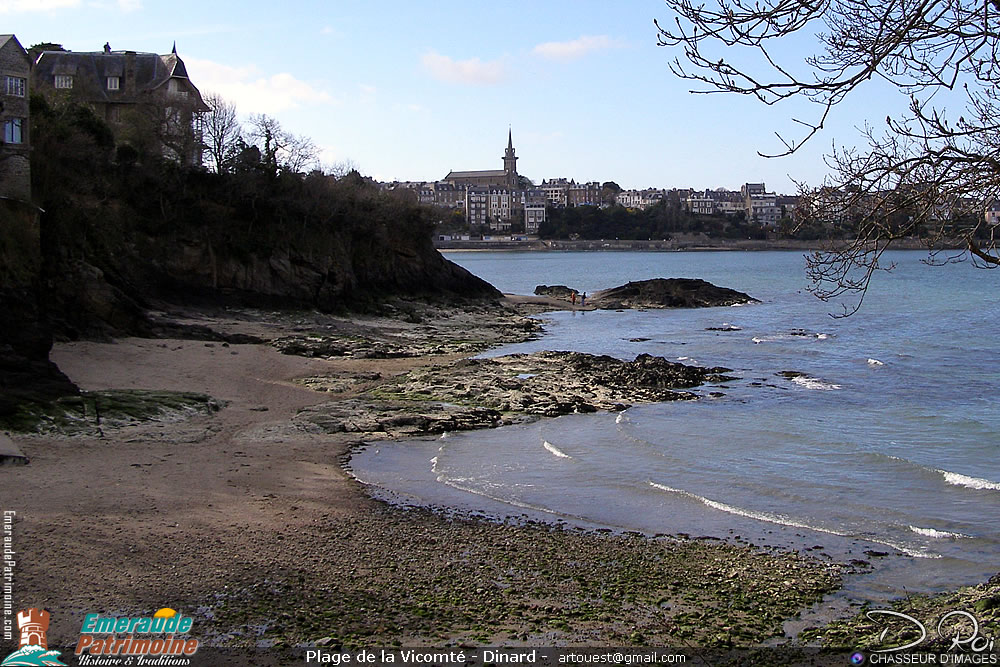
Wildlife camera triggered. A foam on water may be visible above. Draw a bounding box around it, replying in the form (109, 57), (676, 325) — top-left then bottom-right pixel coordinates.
(909, 526), (972, 539)
(938, 470), (1000, 491)
(648, 481), (851, 537)
(648, 482), (941, 558)
(543, 440), (573, 459)
(789, 375), (842, 391)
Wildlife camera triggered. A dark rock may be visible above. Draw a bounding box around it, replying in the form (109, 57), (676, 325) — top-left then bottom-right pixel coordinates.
(0, 202), (79, 416)
(533, 285), (577, 299)
(590, 278), (758, 310)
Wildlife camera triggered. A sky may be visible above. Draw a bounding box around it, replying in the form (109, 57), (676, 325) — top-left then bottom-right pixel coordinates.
(5, 0), (918, 192)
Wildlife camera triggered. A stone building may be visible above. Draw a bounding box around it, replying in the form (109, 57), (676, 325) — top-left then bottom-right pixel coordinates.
(32, 42), (209, 165)
(444, 130), (519, 189)
(0, 34), (31, 201)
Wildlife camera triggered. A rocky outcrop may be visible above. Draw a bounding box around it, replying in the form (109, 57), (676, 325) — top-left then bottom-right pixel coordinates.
(0, 201), (78, 416)
(297, 351), (734, 438)
(295, 351), (734, 438)
(533, 285), (577, 299)
(591, 278), (758, 310)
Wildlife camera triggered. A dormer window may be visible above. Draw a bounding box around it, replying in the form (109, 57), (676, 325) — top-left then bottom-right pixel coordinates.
(107, 76), (120, 90)
(54, 75), (73, 89)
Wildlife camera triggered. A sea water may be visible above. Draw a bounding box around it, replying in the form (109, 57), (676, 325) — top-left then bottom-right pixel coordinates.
(349, 250), (1000, 602)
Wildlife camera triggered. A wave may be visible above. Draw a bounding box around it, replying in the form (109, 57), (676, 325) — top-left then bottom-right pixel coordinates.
(647, 482), (941, 558)
(615, 412), (627, 424)
(788, 375), (841, 391)
(909, 525), (972, 539)
(440, 477), (567, 518)
(648, 482), (850, 537)
(871, 454), (1000, 493)
(939, 470), (1000, 491)
(543, 440), (573, 459)
(867, 358), (885, 366)
(753, 331), (831, 343)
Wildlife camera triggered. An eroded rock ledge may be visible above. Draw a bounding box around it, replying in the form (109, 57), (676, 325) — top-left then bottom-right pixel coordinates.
(296, 351), (735, 438)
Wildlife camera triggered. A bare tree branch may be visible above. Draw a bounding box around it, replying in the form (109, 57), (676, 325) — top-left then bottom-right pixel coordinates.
(658, 0), (1000, 311)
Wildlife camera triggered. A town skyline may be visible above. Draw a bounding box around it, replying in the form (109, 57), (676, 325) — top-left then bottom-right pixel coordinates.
(4, 0), (922, 193)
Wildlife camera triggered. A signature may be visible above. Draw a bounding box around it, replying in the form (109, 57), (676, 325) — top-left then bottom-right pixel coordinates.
(867, 609), (997, 653)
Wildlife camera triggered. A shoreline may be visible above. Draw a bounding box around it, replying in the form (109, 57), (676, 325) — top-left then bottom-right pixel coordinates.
(436, 236), (949, 253)
(1, 299), (990, 655)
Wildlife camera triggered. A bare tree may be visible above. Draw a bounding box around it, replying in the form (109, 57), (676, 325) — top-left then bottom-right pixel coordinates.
(284, 133), (319, 174)
(203, 93), (241, 174)
(246, 113), (319, 175)
(657, 0), (1000, 313)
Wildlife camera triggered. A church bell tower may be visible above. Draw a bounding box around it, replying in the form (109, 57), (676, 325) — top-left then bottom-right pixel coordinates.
(503, 128), (518, 188)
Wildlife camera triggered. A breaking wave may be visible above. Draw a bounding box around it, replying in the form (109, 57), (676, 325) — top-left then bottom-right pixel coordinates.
(648, 482), (941, 558)
(543, 440), (573, 459)
(938, 470), (1000, 491)
(788, 375), (842, 391)
(909, 526), (972, 539)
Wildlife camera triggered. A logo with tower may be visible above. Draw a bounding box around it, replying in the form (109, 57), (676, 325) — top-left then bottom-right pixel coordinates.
(1, 609), (65, 666)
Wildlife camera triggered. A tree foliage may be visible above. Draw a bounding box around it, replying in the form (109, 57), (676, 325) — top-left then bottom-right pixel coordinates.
(540, 199), (764, 241)
(657, 0), (1000, 313)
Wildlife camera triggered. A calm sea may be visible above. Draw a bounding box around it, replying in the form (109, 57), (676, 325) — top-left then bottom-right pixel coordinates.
(350, 250), (1000, 604)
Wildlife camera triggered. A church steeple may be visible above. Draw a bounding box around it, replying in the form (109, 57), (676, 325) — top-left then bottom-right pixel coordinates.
(503, 128), (518, 188)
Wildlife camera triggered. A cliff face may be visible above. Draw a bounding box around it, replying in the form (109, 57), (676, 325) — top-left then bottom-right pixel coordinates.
(0, 200), (78, 415)
(32, 167), (499, 339)
(133, 218), (498, 313)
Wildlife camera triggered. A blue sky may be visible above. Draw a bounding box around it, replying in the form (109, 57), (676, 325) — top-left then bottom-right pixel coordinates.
(6, 0), (914, 192)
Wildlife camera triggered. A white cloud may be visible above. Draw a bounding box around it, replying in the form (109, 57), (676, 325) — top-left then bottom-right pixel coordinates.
(359, 84), (376, 95)
(0, 0), (80, 12)
(533, 35), (617, 62)
(421, 51), (507, 86)
(186, 57), (335, 114)
(117, 0), (142, 11)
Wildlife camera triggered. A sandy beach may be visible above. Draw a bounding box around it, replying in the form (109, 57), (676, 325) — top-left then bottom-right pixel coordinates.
(0, 300), (888, 655)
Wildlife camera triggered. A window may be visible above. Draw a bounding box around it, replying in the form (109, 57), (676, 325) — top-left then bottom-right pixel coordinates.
(5, 77), (25, 97)
(107, 76), (120, 90)
(108, 105), (121, 123)
(54, 75), (73, 89)
(3, 118), (24, 144)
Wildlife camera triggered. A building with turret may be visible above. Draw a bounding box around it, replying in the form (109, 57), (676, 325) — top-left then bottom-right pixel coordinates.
(17, 608), (50, 649)
(31, 42), (209, 165)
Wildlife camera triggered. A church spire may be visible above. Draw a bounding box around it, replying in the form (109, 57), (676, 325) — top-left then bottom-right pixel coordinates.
(503, 128), (518, 188)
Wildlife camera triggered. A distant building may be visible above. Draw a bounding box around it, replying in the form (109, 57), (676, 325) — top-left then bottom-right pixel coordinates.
(0, 34), (31, 201)
(522, 189), (546, 233)
(685, 190), (717, 215)
(986, 200), (1000, 226)
(465, 188), (489, 229)
(444, 129), (519, 189)
(617, 188), (665, 210)
(742, 182), (779, 226)
(32, 42), (209, 165)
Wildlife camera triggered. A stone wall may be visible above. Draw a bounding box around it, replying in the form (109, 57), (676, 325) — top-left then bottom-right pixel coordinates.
(0, 36), (31, 202)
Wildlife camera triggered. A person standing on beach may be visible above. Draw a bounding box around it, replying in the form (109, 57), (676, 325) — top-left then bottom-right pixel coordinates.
(580, 292), (586, 307)
(571, 291), (577, 305)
